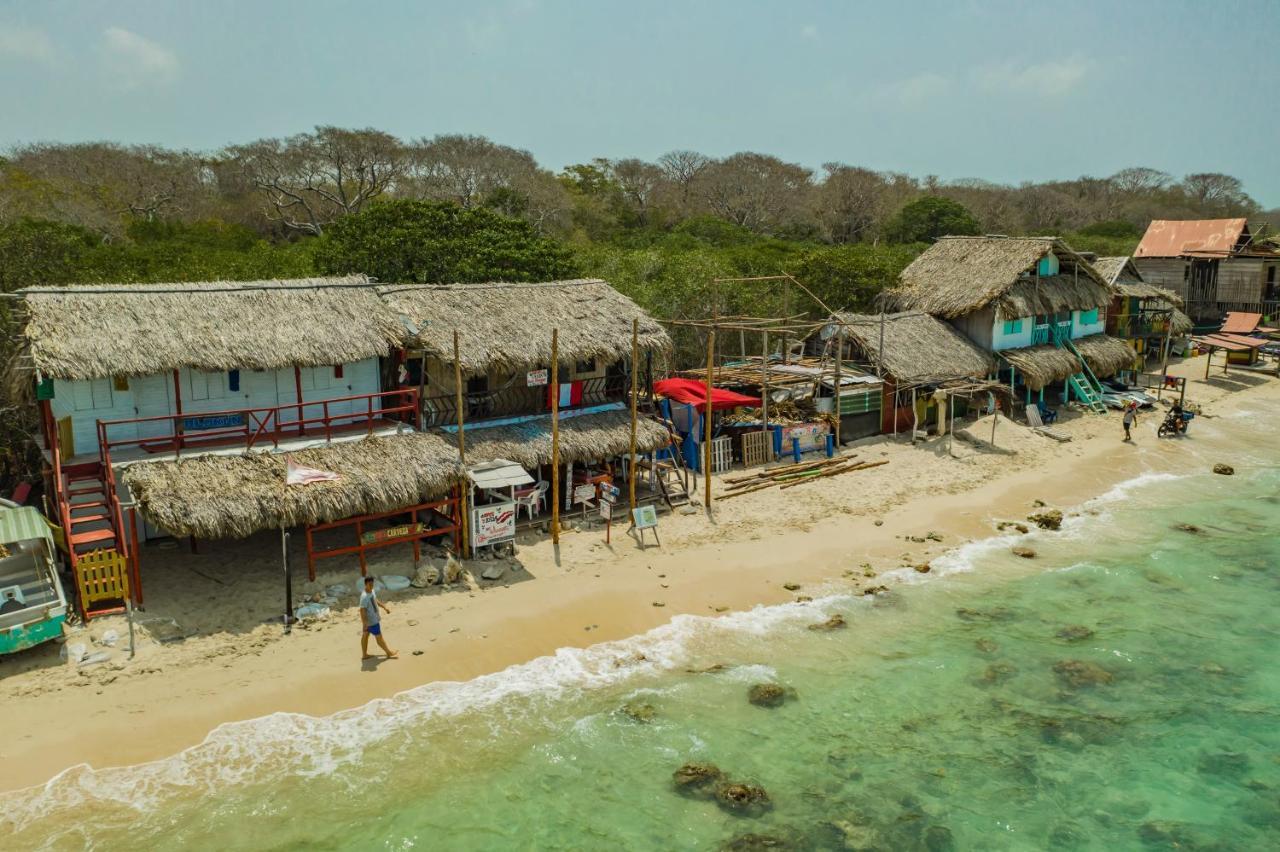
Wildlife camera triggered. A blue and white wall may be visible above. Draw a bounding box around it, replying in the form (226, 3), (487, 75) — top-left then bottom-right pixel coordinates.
(49, 357), (382, 458)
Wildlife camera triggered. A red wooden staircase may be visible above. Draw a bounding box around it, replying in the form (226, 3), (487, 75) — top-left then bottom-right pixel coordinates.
(42, 400), (133, 620)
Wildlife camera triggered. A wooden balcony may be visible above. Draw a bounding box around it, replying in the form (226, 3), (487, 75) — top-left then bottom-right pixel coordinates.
(420, 376), (629, 428)
(96, 389), (419, 465)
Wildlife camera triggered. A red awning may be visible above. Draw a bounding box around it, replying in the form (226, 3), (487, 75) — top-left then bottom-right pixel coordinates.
(654, 378), (761, 410)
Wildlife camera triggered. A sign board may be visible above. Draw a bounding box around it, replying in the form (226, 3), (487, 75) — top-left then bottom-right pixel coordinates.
(472, 502), (516, 548)
(361, 523), (424, 546)
(598, 501), (613, 522)
(526, 368), (549, 387)
(782, 422), (828, 453)
(573, 484), (597, 505)
(601, 484), (620, 503)
(183, 413), (247, 431)
(632, 505), (659, 529)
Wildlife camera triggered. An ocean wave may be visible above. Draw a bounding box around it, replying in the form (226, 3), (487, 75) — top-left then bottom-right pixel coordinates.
(1, 593), (855, 831)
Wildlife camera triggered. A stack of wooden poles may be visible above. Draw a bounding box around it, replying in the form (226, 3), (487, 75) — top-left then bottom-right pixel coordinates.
(720, 455), (889, 499)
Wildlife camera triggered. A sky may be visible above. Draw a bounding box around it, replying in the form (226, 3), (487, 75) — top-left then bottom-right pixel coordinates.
(1, 0), (1278, 206)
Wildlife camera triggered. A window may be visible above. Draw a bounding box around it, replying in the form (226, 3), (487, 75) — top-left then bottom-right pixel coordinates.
(574, 358), (597, 375)
(1002, 318), (1024, 336)
(1079, 308), (1099, 326)
(466, 375), (489, 395)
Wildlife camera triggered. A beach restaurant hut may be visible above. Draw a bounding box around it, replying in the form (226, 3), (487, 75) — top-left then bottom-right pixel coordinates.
(379, 279), (674, 523)
(888, 236), (1134, 411)
(5, 277), (459, 609)
(823, 312), (995, 435)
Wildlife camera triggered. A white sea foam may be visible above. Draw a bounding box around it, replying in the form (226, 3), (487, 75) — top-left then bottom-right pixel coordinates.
(1, 592), (856, 830)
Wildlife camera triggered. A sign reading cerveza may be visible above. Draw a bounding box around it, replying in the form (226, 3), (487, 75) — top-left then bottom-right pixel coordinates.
(360, 523), (425, 545)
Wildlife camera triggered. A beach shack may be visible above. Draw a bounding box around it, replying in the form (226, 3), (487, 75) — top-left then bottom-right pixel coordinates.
(6, 277), (464, 612)
(1133, 219), (1280, 323)
(379, 279), (675, 533)
(0, 504), (68, 653)
(1093, 256), (1194, 368)
(819, 312), (995, 436)
(889, 236), (1135, 413)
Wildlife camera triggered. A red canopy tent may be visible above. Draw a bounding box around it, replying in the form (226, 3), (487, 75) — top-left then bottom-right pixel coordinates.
(654, 378), (761, 410)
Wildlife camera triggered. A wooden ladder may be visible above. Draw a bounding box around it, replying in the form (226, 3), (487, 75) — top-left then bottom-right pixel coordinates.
(58, 460), (130, 618)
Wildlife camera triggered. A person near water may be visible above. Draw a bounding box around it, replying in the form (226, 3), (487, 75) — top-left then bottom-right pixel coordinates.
(1122, 401), (1138, 441)
(359, 575), (397, 660)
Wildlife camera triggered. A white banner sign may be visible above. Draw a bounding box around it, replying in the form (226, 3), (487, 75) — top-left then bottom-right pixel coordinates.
(472, 502), (516, 548)
(526, 368), (549, 387)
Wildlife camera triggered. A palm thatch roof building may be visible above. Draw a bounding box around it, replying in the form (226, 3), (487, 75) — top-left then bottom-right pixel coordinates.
(830, 312), (994, 386)
(890, 236), (1112, 322)
(447, 409), (670, 470)
(379, 279), (671, 376)
(1092, 256), (1185, 305)
(8, 276), (398, 391)
(999, 335), (1136, 391)
(123, 433), (462, 540)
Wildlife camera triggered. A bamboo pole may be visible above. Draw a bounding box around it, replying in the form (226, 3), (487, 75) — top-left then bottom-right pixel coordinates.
(628, 318), (639, 514)
(551, 329), (560, 545)
(704, 329), (715, 509)
(761, 331), (770, 459)
(833, 328), (843, 451)
(453, 331), (470, 558)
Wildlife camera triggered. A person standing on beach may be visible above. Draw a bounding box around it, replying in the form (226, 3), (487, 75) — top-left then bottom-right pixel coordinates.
(1122, 402), (1138, 442)
(359, 575), (397, 660)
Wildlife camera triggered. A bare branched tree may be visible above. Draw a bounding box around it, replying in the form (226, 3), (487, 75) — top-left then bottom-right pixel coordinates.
(225, 126), (405, 235)
(699, 152), (813, 233)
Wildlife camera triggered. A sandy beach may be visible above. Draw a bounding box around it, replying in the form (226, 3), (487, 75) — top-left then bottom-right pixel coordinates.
(1, 353), (1274, 794)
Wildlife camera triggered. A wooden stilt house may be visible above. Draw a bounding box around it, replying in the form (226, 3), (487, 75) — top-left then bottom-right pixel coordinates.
(6, 277), (464, 613)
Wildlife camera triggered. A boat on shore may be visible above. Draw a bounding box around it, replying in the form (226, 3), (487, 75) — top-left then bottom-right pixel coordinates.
(0, 504), (68, 655)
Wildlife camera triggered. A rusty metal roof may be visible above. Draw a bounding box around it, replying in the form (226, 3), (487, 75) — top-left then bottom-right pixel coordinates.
(1134, 219), (1249, 258)
(1221, 312), (1262, 334)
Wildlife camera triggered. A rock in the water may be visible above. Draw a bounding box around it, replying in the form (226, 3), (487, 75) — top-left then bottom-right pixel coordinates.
(996, 521), (1030, 534)
(1028, 509), (1063, 530)
(782, 582), (801, 591)
(1173, 522), (1202, 534)
(672, 762), (724, 796)
(1012, 546), (1036, 559)
(831, 820), (879, 850)
(926, 531), (944, 542)
(1212, 463), (1234, 476)
(621, 701), (658, 723)
(981, 662), (1018, 684)
(924, 825), (956, 852)
(1052, 659), (1114, 688)
(956, 606), (1017, 622)
(1056, 625), (1095, 642)
(808, 613), (847, 631)
(721, 833), (792, 851)
(748, 683), (791, 708)
(862, 585), (890, 596)
(975, 638), (999, 654)
(914, 562), (932, 573)
(1197, 750), (1249, 777)
(715, 781), (771, 815)
(480, 565), (505, 581)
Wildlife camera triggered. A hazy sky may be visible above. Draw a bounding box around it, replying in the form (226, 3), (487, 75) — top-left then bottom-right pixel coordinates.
(2, 0), (1277, 205)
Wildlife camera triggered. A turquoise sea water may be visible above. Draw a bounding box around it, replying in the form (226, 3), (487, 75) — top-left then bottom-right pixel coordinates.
(4, 405), (1279, 851)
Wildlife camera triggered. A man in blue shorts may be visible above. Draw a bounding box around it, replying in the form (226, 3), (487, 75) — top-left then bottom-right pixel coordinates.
(359, 575), (397, 660)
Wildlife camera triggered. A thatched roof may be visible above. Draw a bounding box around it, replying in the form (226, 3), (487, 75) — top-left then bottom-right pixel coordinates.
(122, 433), (462, 540)
(380, 279), (670, 375)
(1094, 256), (1185, 306)
(449, 408), (671, 469)
(831, 312), (993, 385)
(1000, 334), (1136, 390)
(890, 237), (1111, 319)
(1170, 309), (1194, 335)
(11, 276), (400, 384)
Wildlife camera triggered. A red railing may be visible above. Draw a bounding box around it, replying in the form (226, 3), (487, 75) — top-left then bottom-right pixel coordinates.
(96, 388), (420, 462)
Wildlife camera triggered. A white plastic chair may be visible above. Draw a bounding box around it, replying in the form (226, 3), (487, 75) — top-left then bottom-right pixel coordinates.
(516, 481), (549, 520)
